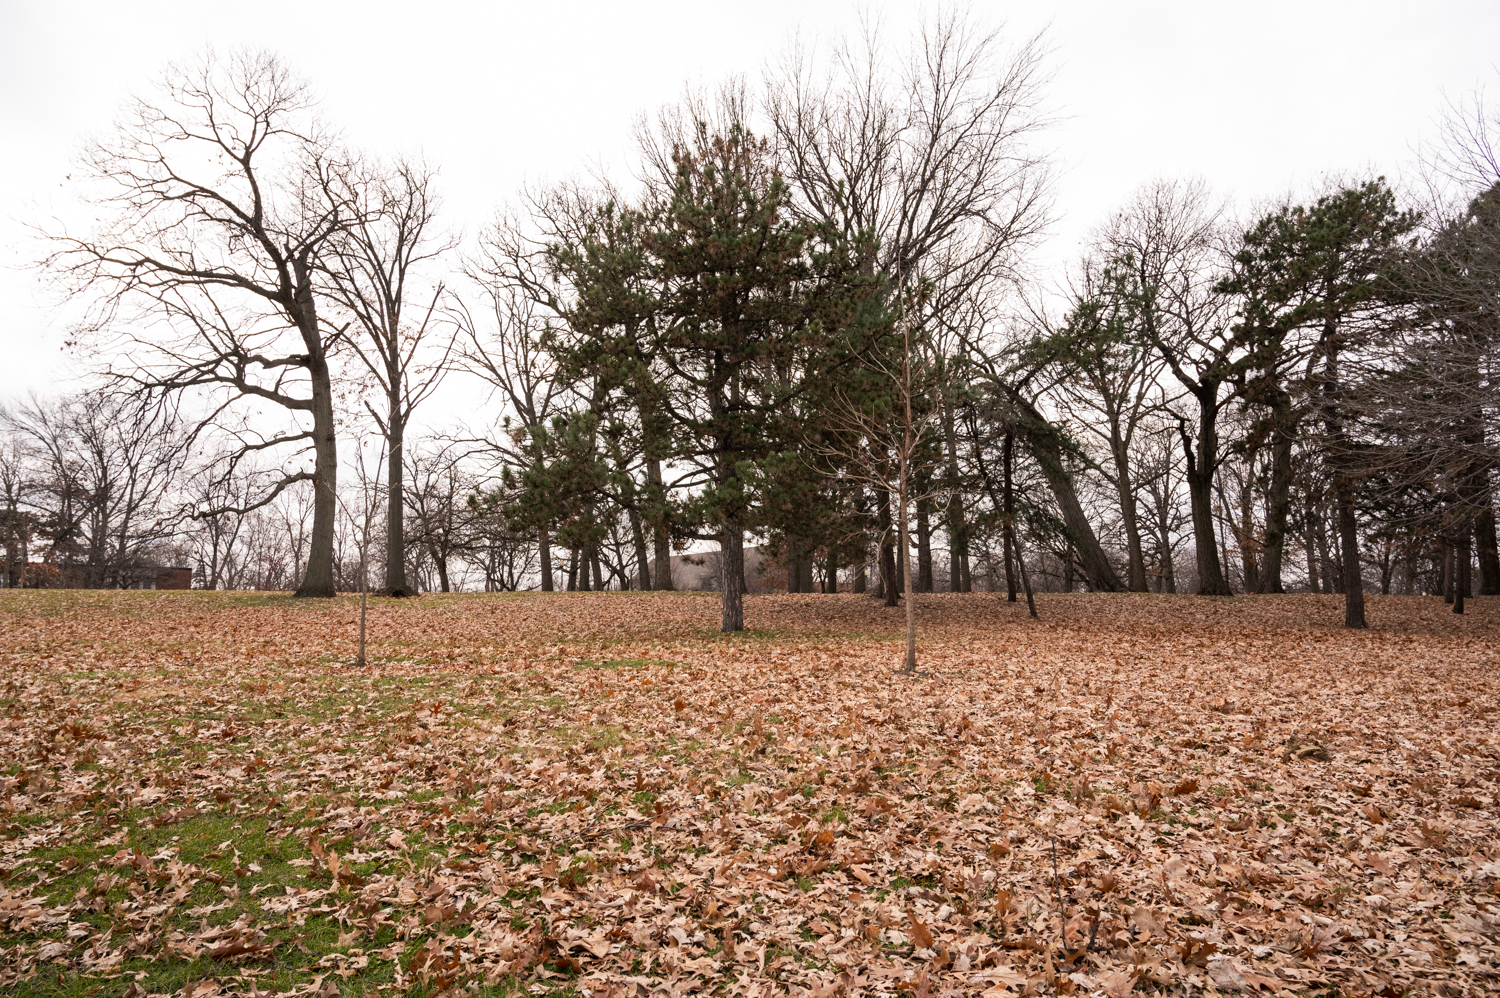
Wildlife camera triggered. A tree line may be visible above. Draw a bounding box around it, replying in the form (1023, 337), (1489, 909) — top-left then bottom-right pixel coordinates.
(5, 17), (1500, 632)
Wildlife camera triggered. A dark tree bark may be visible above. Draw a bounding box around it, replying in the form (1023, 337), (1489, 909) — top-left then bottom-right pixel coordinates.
(1002, 432), (1019, 602)
(721, 520), (745, 631)
(1259, 407), (1294, 593)
(1176, 404), (1232, 596)
(879, 485), (898, 607)
(539, 527), (555, 592)
(1477, 505), (1500, 596)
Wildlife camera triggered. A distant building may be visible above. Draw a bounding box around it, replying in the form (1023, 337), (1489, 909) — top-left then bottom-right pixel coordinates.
(153, 567), (193, 590)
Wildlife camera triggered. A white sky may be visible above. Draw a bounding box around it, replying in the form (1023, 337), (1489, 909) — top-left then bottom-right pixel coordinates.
(4, 0), (1499, 429)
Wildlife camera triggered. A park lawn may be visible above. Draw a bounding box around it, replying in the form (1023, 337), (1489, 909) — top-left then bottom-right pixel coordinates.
(0, 589), (1497, 997)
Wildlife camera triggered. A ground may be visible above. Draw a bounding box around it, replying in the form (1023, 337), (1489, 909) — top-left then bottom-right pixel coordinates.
(0, 590), (1497, 998)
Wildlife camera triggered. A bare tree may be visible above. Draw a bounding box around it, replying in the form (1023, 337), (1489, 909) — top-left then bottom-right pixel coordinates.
(404, 443), (477, 594)
(768, 10), (1054, 589)
(0, 437), (36, 588)
(1, 391), (189, 587)
(1096, 179), (1238, 596)
(323, 158), (455, 596)
(456, 256), (571, 591)
(43, 50), (358, 596)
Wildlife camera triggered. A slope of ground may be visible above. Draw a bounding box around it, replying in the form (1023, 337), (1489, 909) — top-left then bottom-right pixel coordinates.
(0, 591), (1497, 997)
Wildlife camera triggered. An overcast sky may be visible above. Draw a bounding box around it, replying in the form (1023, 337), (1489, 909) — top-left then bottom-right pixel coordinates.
(4, 0), (1498, 418)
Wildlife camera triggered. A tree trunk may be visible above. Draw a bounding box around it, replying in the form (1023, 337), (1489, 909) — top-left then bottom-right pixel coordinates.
(825, 547), (838, 593)
(916, 491), (934, 593)
(1178, 398), (1230, 596)
(898, 476), (917, 673)
(629, 506), (650, 591)
(1303, 512), (1320, 594)
(1335, 484), (1365, 627)
(1457, 528), (1472, 613)
(879, 483), (898, 607)
(1002, 432), (1018, 602)
(1259, 404), (1294, 593)
(1110, 432), (1148, 592)
(1008, 392), (1123, 592)
(787, 535), (808, 594)
(1477, 505), (1500, 596)
(430, 544), (450, 593)
(721, 518), (745, 632)
(567, 549), (579, 591)
(539, 527), (554, 592)
(942, 394), (970, 593)
(295, 349), (338, 598)
(383, 391), (412, 596)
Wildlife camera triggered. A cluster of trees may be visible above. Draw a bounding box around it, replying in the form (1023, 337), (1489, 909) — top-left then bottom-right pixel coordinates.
(8, 19), (1500, 633)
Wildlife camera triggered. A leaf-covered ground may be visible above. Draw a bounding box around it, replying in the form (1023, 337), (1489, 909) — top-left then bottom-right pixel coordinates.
(1, 590), (1497, 998)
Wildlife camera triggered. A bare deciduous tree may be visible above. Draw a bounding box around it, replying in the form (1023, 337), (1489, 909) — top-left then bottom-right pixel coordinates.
(44, 50), (356, 596)
(323, 158), (455, 596)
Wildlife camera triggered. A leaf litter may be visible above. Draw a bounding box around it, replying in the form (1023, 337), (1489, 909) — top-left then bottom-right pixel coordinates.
(0, 590), (1497, 997)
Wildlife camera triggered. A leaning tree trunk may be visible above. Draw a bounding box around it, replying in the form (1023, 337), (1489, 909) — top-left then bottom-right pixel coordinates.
(296, 349), (338, 598)
(1008, 391), (1124, 592)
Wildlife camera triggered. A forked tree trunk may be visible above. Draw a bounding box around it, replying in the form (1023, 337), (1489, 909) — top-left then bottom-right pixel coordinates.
(1178, 399), (1230, 597)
